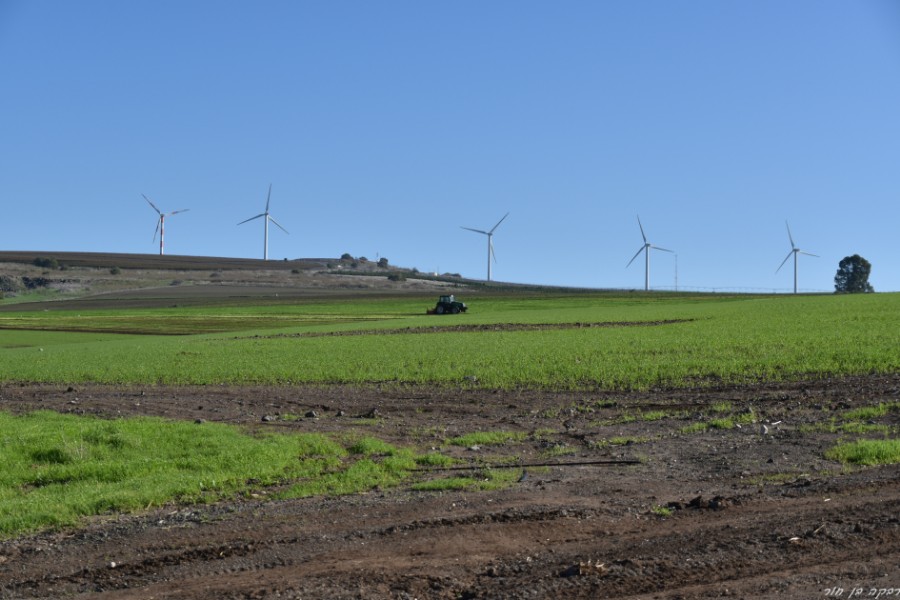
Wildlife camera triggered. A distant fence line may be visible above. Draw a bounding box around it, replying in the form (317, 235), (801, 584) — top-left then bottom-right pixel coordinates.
(651, 286), (832, 294)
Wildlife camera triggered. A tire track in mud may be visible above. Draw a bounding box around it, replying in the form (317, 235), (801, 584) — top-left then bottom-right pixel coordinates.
(5, 478), (899, 599)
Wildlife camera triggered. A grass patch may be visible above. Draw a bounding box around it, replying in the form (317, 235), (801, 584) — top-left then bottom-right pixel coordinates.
(447, 431), (527, 447)
(825, 439), (900, 466)
(592, 436), (650, 448)
(651, 505), (673, 517)
(541, 444), (577, 457)
(680, 422), (709, 434)
(799, 420), (893, 435)
(415, 452), (456, 467)
(842, 402), (900, 421)
(348, 437), (397, 456)
(639, 410), (672, 421)
(0, 411), (349, 537)
(0, 412), (441, 537)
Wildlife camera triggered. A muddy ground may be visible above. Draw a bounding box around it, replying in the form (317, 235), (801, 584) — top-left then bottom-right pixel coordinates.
(1, 376), (898, 599)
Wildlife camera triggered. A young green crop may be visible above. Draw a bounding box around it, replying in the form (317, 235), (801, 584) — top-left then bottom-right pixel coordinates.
(1, 292), (898, 390)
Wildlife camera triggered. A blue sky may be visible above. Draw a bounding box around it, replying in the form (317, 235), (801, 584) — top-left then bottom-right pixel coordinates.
(2, 1), (898, 292)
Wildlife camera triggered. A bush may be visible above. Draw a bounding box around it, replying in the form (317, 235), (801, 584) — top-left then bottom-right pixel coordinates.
(0, 275), (20, 293)
(377, 257), (389, 268)
(340, 253), (353, 261)
(387, 273), (406, 282)
(109, 267), (121, 275)
(291, 269), (300, 274)
(21, 277), (50, 290)
(33, 257), (58, 269)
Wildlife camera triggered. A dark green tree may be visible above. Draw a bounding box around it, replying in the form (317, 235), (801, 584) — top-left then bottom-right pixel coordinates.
(834, 254), (874, 293)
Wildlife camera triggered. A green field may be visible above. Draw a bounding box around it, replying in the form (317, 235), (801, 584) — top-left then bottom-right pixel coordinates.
(2, 291), (898, 538)
(1, 292), (898, 389)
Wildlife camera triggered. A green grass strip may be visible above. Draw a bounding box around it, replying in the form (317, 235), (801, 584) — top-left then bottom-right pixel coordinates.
(825, 439), (900, 466)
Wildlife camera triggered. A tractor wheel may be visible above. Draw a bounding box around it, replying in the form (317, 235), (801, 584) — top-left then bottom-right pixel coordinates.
(435, 305), (445, 314)
(451, 306), (460, 314)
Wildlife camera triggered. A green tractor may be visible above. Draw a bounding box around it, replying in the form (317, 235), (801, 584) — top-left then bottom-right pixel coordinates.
(428, 294), (468, 315)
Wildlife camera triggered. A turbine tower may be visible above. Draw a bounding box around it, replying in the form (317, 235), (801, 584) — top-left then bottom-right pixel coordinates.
(238, 184), (289, 260)
(626, 216), (673, 291)
(142, 194), (189, 256)
(776, 221), (818, 294)
(461, 212), (509, 281)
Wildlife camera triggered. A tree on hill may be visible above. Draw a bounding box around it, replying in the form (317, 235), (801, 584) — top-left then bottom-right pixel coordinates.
(377, 257), (389, 268)
(834, 254), (874, 293)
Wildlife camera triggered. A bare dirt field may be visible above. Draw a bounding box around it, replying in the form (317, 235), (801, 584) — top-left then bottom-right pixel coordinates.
(1, 376), (898, 599)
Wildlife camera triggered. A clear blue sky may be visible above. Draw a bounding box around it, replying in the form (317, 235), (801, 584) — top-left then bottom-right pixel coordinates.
(2, 1), (898, 292)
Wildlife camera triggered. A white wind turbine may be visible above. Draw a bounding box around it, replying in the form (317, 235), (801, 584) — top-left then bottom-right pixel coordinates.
(238, 184), (289, 261)
(142, 194), (189, 256)
(461, 212), (509, 282)
(626, 216), (673, 291)
(776, 221), (818, 294)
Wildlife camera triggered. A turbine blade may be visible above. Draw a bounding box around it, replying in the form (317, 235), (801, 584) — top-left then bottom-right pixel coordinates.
(490, 240), (497, 263)
(153, 218), (161, 242)
(652, 246), (674, 254)
(265, 184), (272, 213)
(268, 215), (289, 234)
(799, 251), (818, 258)
(489, 212), (510, 234)
(142, 194), (161, 215)
(169, 209), (190, 216)
(461, 226), (489, 235)
(238, 213), (266, 225)
(626, 246), (644, 267)
(637, 216), (647, 243)
(776, 251), (793, 273)
(785, 221), (795, 248)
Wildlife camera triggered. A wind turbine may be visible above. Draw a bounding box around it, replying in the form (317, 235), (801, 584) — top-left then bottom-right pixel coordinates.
(776, 221), (818, 294)
(238, 184), (289, 261)
(142, 194), (189, 256)
(461, 212), (509, 281)
(626, 216), (673, 291)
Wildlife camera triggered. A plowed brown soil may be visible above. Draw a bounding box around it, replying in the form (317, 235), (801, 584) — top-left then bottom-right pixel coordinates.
(1, 376), (899, 599)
